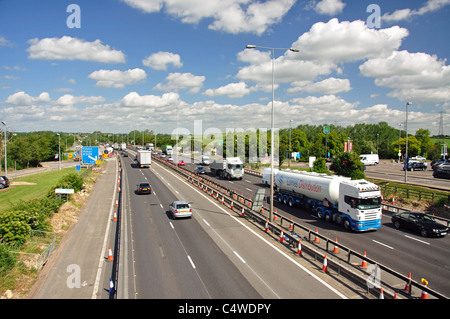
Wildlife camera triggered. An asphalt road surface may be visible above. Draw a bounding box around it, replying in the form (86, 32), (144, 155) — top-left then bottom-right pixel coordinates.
(117, 154), (350, 299)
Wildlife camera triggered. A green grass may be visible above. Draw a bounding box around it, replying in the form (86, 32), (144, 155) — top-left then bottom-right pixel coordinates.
(0, 167), (86, 212)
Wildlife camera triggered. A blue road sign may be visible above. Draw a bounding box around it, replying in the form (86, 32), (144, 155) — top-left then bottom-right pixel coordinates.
(82, 147), (99, 164)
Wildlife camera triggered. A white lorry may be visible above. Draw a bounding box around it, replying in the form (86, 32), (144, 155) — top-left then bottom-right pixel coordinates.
(359, 154), (379, 166)
(262, 168), (278, 186)
(136, 150), (152, 168)
(274, 170), (382, 231)
(210, 157), (244, 180)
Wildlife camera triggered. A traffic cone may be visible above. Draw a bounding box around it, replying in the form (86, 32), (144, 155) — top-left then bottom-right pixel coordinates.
(333, 237), (339, 253)
(230, 201), (234, 210)
(113, 210), (117, 222)
(241, 207), (245, 217)
(265, 219), (269, 232)
(404, 272), (411, 293)
(393, 292), (398, 299)
(297, 240), (302, 256)
(379, 288), (384, 299)
(392, 196), (396, 205)
(280, 229), (284, 243)
(361, 251), (368, 268)
(421, 278), (429, 299)
(314, 229), (320, 243)
(289, 217), (293, 230)
(107, 245), (113, 261)
(322, 254), (328, 272)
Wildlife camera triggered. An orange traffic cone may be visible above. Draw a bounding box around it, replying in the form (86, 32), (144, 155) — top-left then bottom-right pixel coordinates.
(393, 292), (398, 299)
(392, 196), (396, 205)
(314, 229), (320, 243)
(297, 240), (302, 256)
(230, 201), (234, 210)
(379, 288), (384, 299)
(107, 245), (113, 261)
(113, 210), (117, 222)
(265, 219), (269, 232)
(280, 229), (284, 243)
(241, 207), (245, 217)
(421, 278), (428, 299)
(361, 251), (368, 268)
(333, 237), (339, 253)
(322, 254), (328, 272)
(289, 217), (293, 230)
(404, 272), (411, 293)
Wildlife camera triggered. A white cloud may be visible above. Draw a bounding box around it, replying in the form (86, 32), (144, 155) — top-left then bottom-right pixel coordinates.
(122, 0), (295, 35)
(203, 82), (251, 98)
(360, 50), (450, 103)
(142, 52), (183, 70)
(313, 0), (346, 15)
(383, 0), (450, 23)
(55, 94), (106, 106)
(288, 77), (351, 94)
(27, 36), (126, 63)
(5, 91), (50, 106)
(88, 68), (147, 88)
(292, 18), (409, 63)
(120, 91), (180, 108)
(154, 72), (205, 94)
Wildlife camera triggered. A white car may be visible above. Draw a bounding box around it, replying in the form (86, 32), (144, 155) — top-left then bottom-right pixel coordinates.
(169, 201), (192, 219)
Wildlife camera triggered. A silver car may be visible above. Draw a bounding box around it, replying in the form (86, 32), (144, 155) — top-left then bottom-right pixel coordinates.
(169, 201), (192, 219)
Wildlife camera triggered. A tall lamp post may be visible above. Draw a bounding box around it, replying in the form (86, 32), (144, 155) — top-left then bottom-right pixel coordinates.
(1, 121), (7, 177)
(56, 133), (61, 170)
(404, 102), (412, 183)
(245, 45), (299, 222)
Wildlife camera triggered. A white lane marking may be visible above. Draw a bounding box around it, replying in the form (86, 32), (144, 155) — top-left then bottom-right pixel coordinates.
(203, 219), (210, 227)
(405, 235), (430, 245)
(187, 255), (196, 269)
(233, 251), (246, 264)
(160, 204), (163, 209)
(169, 222), (174, 229)
(372, 240), (394, 249)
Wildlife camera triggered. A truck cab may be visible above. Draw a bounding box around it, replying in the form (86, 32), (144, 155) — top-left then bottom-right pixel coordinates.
(338, 180), (382, 231)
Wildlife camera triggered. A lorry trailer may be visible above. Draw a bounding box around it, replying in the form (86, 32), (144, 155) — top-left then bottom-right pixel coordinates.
(136, 150), (152, 168)
(274, 170), (382, 231)
(210, 157), (244, 180)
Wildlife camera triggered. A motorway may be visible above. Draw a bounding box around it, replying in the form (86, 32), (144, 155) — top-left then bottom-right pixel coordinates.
(116, 153), (352, 299)
(161, 154), (450, 297)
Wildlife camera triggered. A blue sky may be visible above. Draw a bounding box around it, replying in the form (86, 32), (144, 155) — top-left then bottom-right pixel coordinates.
(0, 0), (449, 135)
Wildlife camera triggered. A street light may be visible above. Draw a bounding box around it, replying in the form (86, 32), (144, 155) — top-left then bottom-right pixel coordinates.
(56, 133), (61, 170)
(1, 121), (6, 177)
(245, 44), (299, 222)
(404, 102), (412, 183)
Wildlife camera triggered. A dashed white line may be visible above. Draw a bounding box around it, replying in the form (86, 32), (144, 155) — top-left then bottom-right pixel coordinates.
(202, 219), (210, 227)
(169, 222), (174, 229)
(372, 240), (394, 249)
(405, 235), (430, 245)
(160, 204), (163, 209)
(187, 255), (196, 269)
(233, 251), (246, 264)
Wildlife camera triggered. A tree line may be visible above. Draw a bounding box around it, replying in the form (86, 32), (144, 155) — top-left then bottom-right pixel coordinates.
(1, 122), (445, 172)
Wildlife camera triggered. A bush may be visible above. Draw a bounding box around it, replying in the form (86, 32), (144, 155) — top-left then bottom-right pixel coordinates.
(0, 244), (17, 275)
(0, 211), (39, 246)
(312, 157), (330, 174)
(330, 151), (365, 179)
(56, 173), (84, 192)
(9, 198), (62, 232)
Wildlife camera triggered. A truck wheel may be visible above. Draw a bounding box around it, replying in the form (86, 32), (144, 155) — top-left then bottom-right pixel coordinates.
(288, 198), (293, 207)
(325, 213), (331, 222)
(343, 218), (351, 230)
(316, 208), (324, 219)
(283, 196), (288, 205)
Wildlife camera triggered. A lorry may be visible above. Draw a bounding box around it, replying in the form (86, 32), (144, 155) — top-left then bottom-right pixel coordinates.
(210, 157), (244, 180)
(120, 143), (127, 151)
(136, 150), (152, 168)
(162, 145), (173, 156)
(359, 154), (379, 166)
(274, 170), (382, 231)
(262, 168), (278, 186)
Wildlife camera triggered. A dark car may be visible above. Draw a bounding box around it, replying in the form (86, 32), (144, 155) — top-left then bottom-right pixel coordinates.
(0, 176), (10, 189)
(136, 182), (152, 194)
(433, 166), (450, 179)
(431, 159), (449, 170)
(195, 166), (206, 174)
(403, 161), (427, 171)
(391, 211), (448, 237)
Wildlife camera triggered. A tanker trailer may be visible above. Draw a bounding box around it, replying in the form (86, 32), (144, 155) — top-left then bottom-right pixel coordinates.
(274, 170), (382, 231)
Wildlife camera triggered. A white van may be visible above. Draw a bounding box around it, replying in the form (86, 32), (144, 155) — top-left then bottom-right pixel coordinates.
(359, 154), (379, 166)
(262, 168), (278, 186)
(201, 155), (210, 165)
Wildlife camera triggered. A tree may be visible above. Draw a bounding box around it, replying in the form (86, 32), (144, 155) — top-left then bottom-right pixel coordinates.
(330, 151), (365, 179)
(415, 129), (433, 158)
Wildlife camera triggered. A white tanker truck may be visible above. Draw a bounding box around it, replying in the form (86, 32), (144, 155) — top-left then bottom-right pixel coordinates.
(274, 170), (382, 231)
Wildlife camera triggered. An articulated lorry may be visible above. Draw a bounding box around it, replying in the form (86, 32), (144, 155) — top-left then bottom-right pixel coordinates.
(210, 157), (244, 180)
(136, 150), (152, 168)
(162, 145), (173, 155)
(274, 170), (382, 231)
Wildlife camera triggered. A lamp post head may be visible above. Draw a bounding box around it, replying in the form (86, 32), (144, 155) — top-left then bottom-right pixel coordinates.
(406, 102), (412, 106)
(246, 44), (256, 49)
